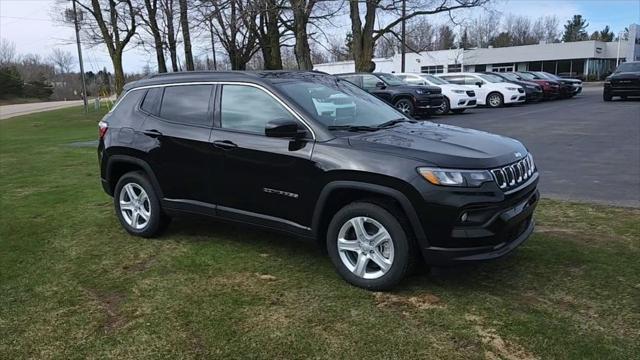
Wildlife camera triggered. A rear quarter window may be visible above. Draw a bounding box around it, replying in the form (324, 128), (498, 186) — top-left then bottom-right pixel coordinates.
(140, 88), (163, 116)
(108, 90), (146, 127)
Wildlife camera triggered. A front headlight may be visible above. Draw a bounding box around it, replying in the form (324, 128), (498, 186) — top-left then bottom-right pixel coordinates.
(417, 167), (493, 187)
(506, 87), (518, 91)
(451, 89), (466, 94)
(414, 88), (430, 95)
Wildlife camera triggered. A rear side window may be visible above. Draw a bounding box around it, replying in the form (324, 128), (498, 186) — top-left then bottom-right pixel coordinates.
(159, 85), (213, 126)
(220, 85), (295, 134)
(140, 88), (163, 116)
(441, 76), (463, 85)
(109, 90), (146, 125)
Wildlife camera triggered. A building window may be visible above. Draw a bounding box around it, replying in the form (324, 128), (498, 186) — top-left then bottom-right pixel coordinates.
(491, 63), (515, 72)
(420, 65), (444, 74)
(447, 64), (462, 73)
(475, 64), (487, 72)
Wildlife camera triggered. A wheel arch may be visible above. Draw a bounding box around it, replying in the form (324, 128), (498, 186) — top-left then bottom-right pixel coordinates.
(105, 155), (163, 198)
(311, 181), (427, 250)
(486, 91), (504, 106)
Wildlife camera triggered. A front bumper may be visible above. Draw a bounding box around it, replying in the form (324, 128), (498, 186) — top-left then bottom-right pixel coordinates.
(415, 94), (444, 114)
(604, 86), (640, 96)
(504, 91), (526, 104)
(525, 89), (544, 102)
(449, 93), (478, 109)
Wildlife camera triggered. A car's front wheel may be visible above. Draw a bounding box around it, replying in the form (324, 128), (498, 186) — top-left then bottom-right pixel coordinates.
(486, 92), (504, 108)
(434, 97), (450, 115)
(394, 98), (414, 117)
(114, 171), (168, 237)
(603, 92), (612, 101)
(327, 202), (415, 290)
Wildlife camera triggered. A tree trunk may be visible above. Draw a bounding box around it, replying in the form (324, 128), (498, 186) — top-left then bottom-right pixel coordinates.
(178, 0), (194, 71)
(112, 52), (125, 95)
(291, 0), (313, 70)
(145, 0), (167, 72)
(350, 0), (377, 72)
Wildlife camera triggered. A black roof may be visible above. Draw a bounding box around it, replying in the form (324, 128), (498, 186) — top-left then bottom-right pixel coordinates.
(123, 70), (331, 91)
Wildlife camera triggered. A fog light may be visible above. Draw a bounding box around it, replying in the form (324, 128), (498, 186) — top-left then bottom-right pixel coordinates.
(461, 212), (468, 222)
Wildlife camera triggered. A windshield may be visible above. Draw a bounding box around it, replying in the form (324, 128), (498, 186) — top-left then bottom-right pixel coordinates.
(377, 73), (406, 86)
(419, 74), (448, 85)
(615, 62), (640, 73)
(517, 72), (535, 80)
(500, 73), (520, 81)
(275, 77), (406, 129)
(478, 74), (504, 83)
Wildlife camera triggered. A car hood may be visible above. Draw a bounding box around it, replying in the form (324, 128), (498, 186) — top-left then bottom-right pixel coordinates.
(346, 122), (527, 168)
(607, 72), (640, 80)
(557, 78), (582, 85)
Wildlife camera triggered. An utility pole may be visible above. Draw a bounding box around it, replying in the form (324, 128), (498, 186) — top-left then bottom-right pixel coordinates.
(67, 0), (88, 113)
(616, 31), (622, 66)
(400, 0), (406, 72)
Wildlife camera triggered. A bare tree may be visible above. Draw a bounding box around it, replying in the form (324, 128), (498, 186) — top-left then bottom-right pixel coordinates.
(348, 0), (489, 72)
(178, 0), (195, 70)
(0, 39), (18, 66)
(159, 0), (180, 71)
(75, 0), (138, 94)
(49, 48), (75, 76)
(255, 0), (285, 69)
(467, 11), (500, 48)
(137, 0), (168, 72)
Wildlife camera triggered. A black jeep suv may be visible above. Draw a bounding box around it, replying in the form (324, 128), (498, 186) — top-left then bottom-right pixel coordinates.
(99, 71), (539, 290)
(336, 72), (443, 117)
(603, 61), (640, 101)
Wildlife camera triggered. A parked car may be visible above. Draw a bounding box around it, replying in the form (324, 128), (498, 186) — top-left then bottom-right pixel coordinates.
(515, 72), (561, 100)
(603, 61), (640, 101)
(396, 73), (477, 114)
(483, 72), (543, 102)
(523, 71), (582, 98)
(98, 71), (539, 290)
(437, 72), (526, 108)
(336, 72), (443, 117)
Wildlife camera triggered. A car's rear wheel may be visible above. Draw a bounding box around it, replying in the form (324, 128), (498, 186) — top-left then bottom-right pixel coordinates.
(114, 171), (169, 237)
(434, 97), (450, 115)
(327, 202), (415, 290)
(487, 92), (504, 108)
(394, 98), (414, 117)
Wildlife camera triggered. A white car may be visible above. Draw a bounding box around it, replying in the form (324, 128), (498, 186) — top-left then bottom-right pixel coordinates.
(436, 72), (526, 108)
(396, 73), (477, 114)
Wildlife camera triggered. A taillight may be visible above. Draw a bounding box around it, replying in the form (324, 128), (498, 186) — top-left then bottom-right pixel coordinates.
(98, 120), (108, 139)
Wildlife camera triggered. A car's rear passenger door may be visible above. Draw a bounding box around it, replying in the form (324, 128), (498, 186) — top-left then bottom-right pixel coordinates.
(140, 84), (222, 206)
(210, 83), (315, 234)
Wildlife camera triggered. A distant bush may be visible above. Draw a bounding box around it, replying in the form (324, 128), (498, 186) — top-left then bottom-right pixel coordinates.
(23, 75), (53, 100)
(0, 66), (24, 98)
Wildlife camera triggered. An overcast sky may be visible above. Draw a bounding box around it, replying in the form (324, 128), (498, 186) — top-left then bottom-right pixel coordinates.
(1, 0), (638, 73)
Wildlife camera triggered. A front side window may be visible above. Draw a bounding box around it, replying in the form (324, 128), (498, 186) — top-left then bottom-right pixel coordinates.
(419, 74), (448, 85)
(478, 74), (503, 83)
(361, 75), (381, 90)
(275, 77), (406, 129)
(616, 62), (640, 73)
(376, 73), (405, 86)
(159, 85), (213, 126)
(220, 85), (295, 134)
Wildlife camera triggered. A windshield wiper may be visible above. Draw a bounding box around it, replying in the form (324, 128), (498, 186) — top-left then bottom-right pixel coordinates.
(376, 118), (416, 128)
(327, 124), (380, 132)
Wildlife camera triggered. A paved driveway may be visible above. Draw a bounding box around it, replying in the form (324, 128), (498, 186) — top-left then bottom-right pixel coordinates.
(0, 100), (86, 120)
(438, 86), (640, 207)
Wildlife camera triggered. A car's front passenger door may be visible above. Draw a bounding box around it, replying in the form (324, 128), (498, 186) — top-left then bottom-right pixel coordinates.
(210, 84), (316, 232)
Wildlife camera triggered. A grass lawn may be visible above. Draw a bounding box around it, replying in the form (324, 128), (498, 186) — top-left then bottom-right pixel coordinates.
(1, 106), (638, 359)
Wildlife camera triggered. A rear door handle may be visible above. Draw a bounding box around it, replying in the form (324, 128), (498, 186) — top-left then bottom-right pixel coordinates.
(143, 129), (163, 137)
(212, 140), (238, 150)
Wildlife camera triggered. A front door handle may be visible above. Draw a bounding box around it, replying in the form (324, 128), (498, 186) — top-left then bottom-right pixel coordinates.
(143, 129), (163, 137)
(212, 140), (238, 150)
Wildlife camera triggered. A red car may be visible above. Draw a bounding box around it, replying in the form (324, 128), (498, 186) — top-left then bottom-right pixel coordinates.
(514, 72), (560, 100)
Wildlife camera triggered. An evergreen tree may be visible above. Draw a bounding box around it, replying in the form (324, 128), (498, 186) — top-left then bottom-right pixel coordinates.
(562, 15), (589, 42)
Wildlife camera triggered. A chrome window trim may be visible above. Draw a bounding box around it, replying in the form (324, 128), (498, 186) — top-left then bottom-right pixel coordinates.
(110, 81), (316, 139)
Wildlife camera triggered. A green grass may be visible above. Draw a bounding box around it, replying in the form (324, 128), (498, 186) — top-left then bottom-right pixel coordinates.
(1, 106), (639, 359)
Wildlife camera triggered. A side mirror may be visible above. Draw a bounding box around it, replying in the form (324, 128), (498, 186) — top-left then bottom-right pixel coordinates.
(375, 81), (386, 89)
(475, 81), (483, 87)
(265, 119), (305, 139)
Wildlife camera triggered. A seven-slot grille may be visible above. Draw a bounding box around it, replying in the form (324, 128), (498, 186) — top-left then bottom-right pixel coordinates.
(491, 154), (536, 190)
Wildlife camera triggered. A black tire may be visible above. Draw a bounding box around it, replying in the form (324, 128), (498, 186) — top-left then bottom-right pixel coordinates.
(394, 98), (414, 117)
(603, 93), (612, 101)
(114, 171), (169, 238)
(434, 97), (450, 115)
(486, 92), (504, 108)
(451, 108), (466, 114)
(326, 202), (415, 290)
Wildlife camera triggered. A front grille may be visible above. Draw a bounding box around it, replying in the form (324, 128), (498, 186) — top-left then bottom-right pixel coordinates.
(491, 154), (536, 191)
(517, 88), (525, 93)
(466, 90), (475, 97)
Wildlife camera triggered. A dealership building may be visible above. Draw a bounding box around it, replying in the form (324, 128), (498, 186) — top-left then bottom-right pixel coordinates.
(315, 23), (640, 79)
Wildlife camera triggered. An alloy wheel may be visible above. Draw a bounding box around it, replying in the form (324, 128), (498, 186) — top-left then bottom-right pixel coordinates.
(396, 101), (412, 115)
(119, 183), (151, 230)
(337, 216), (394, 279)
(489, 94), (502, 107)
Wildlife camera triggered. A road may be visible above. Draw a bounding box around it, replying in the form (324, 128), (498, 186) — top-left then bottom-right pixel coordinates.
(0, 100), (86, 120)
(437, 86), (640, 207)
